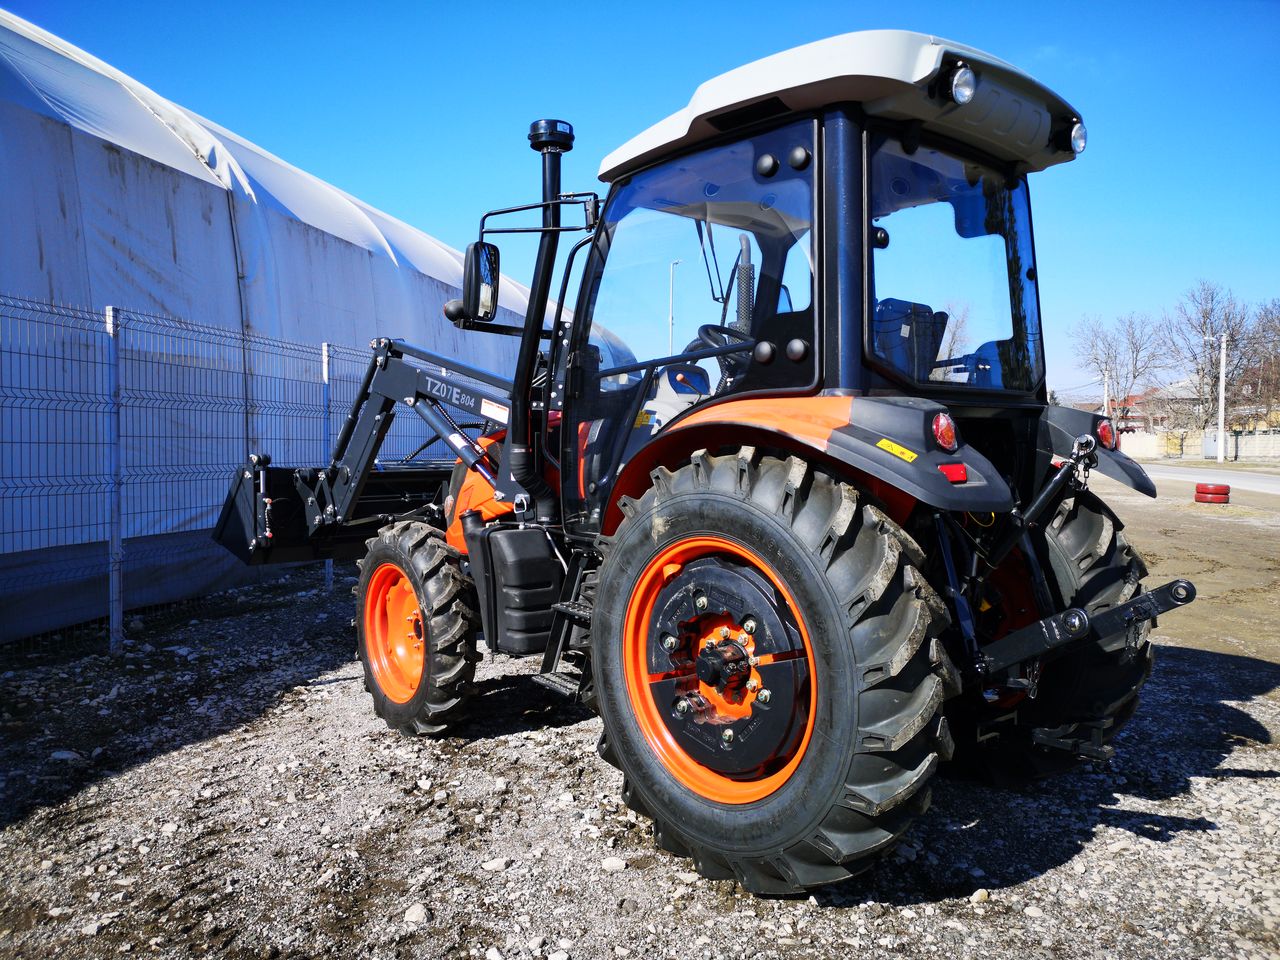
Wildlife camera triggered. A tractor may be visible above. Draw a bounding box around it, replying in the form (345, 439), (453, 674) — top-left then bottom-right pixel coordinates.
(215, 30), (1197, 893)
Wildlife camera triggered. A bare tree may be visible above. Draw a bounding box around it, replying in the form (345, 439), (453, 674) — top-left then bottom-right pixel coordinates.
(1242, 299), (1280, 425)
(1158, 281), (1252, 429)
(929, 302), (971, 382)
(1071, 312), (1164, 422)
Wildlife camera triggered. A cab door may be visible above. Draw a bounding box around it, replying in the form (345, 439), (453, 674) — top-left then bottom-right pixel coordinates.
(560, 119), (820, 537)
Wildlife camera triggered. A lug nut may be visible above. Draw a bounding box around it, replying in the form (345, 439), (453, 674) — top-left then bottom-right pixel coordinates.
(662, 634), (679, 651)
(695, 594), (709, 612)
(719, 627), (731, 639)
(742, 618), (757, 635)
(757, 688), (772, 704)
(721, 729), (734, 744)
(746, 679), (759, 692)
(675, 699), (691, 716)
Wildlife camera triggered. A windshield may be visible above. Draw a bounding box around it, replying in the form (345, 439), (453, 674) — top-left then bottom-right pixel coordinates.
(867, 135), (1044, 392)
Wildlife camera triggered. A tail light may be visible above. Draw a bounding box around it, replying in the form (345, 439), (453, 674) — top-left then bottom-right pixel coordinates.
(932, 413), (958, 452)
(1096, 418), (1117, 450)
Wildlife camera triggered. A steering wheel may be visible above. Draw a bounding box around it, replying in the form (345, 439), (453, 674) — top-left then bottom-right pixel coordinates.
(681, 324), (755, 395)
(690, 323), (753, 352)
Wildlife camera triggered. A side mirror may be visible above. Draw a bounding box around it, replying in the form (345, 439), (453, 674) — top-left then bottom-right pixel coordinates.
(463, 241), (501, 322)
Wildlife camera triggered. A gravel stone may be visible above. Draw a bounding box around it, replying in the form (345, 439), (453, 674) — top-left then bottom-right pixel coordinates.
(0, 484), (1276, 960)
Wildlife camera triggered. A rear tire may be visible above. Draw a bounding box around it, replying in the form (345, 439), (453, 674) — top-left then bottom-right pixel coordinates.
(591, 448), (955, 894)
(963, 491), (1151, 777)
(355, 521), (479, 735)
(1024, 491), (1152, 747)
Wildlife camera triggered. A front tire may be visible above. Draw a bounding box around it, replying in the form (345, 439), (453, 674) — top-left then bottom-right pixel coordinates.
(355, 521), (478, 735)
(591, 448), (954, 894)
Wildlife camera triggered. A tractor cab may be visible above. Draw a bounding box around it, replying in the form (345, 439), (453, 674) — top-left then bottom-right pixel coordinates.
(547, 30), (1100, 538)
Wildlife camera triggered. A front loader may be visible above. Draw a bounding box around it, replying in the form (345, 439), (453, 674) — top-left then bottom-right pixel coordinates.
(215, 31), (1197, 894)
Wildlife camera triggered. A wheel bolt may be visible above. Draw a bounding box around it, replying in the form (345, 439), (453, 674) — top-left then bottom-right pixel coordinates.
(746, 679), (758, 692)
(719, 626), (730, 639)
(721, 728), (734, 744)
(742, 618), (757, 634)
(695, 594), (709, 611)
(757, 688), (772, 704)
(675, 699), (691, 716)
(662, 634), (678, 651)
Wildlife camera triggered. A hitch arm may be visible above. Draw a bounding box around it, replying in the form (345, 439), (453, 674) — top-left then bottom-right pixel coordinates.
(981, 578), (1197, 675)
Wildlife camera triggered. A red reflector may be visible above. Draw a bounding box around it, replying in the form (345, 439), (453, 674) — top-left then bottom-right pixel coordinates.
(937, 462), (968, 483)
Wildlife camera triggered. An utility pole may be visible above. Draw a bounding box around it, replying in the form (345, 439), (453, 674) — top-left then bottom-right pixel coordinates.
(1102, 365), (1110, 421)
(1217, 332), (1227, 463)
(668, 259), (682, 355)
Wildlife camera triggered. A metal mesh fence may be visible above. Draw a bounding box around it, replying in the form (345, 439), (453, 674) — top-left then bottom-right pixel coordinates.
(0, 294), (478, 651)
(0, 297), (113, 555)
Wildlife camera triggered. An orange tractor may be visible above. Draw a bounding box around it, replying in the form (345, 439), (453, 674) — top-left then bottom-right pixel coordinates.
(217, 30), (1196, 892)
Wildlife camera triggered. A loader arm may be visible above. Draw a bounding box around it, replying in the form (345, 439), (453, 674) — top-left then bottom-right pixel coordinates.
(213, 338), (514, 565)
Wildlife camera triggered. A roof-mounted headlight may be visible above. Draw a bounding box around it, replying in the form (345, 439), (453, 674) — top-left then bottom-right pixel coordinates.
(1070, 121), (1087, 154)
(948, 64), (977, 105)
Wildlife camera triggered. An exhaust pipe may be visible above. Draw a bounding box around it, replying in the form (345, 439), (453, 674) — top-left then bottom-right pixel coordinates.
(509, 119), (574, 523)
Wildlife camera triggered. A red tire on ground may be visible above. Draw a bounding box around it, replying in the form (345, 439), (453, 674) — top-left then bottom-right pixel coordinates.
(1195, 483), (1230, 496)
(1194, 492), (1230, 504)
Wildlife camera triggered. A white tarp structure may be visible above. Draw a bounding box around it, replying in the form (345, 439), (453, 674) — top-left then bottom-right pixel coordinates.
(0, 9), (528, 342)
(0, 10), (522, 640)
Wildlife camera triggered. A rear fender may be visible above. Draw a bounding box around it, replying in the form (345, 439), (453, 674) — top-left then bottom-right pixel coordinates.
(605, 395), (1013, 533)
(1040, 406), (1156, 497)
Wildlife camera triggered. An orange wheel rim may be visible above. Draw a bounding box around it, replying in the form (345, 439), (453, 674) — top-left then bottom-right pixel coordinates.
(622, 536), (816, 804)
(364, 562), (425, 703)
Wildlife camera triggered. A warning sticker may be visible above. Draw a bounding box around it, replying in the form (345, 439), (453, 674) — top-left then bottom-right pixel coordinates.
(481, 398), (509, 424)
(876, 437), (918, 463)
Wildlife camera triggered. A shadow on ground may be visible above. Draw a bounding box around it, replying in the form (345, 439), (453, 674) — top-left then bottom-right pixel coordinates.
(0, 574), (357, 829)
(808, 643), (1280, 906)
(3, 583), (1277, 912)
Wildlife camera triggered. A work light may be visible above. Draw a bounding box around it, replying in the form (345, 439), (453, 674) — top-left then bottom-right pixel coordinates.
(949, 64), (977, 105)
(1070, 121), (1087, 154)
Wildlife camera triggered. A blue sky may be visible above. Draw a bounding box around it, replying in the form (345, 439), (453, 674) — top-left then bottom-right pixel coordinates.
(13, 0), (1279, 394)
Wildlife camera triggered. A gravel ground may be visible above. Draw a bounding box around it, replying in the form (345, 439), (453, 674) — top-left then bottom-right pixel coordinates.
(2, 478), (1278, 960)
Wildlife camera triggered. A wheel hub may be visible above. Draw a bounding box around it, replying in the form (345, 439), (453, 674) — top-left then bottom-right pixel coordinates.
(694, 638), (750, 690)
(645, 556), (811, 779)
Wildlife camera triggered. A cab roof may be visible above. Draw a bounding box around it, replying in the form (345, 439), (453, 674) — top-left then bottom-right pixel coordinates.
(599, 30), (1081, 182)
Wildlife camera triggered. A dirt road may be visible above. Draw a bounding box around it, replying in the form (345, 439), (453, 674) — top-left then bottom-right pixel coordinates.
(1, 475), (1277, 959)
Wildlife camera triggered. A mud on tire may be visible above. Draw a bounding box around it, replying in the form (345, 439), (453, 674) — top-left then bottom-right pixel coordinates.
(355, 521), (479, 735)
(591, 448), (956, 894)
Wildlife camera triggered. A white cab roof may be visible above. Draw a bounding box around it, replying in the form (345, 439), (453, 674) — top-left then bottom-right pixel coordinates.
(600, 30), (1080, 182)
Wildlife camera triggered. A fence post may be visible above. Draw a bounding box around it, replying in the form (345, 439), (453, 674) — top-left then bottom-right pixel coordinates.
(321, 341), (333, 594)
(105, 306), (125, 654)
